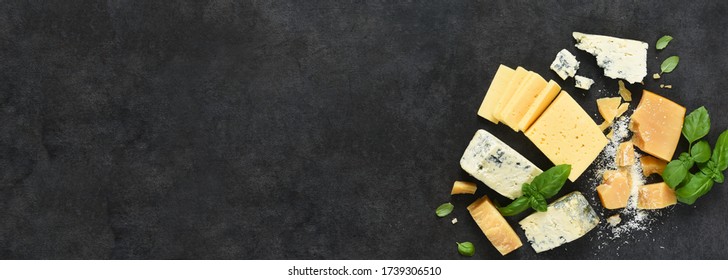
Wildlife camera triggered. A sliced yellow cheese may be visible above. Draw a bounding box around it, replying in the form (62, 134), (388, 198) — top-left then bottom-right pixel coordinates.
(638, 182), (677, 209)
(468, 195), (522, 255)
(451, 181), (477, 195)
(478, 65), (515, 124)
(517, 80), (561, 131)
(630, 90), (685, 161)
(492, 67), (529, 121)
(640, 155), (667, 176)
(524, 91), (609, 181)
(616, 141), (635, 167)
(500, 72), (548, 131)
(597, 97), (621, 121)
(597, 169), (631, 209)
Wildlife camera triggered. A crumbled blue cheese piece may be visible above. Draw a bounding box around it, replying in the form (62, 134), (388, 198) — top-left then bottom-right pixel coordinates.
(573, 32), (648, 84)
(574, 75), (594, 90)
(550, 49), (580, 80)
(460, 129), (542, 199)
(518, 191), (600, 253)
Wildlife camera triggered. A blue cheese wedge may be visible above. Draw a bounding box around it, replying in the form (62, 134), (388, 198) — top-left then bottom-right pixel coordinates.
(518, 191), (599, 253)
(573, 32), (648, 84)
(574, 75), (594, 90)
(549, 49), (580, 80)
(460, 129), (542, 199)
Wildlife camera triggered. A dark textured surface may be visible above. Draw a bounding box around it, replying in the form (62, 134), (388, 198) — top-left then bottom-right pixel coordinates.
(1, 0), (727, 259)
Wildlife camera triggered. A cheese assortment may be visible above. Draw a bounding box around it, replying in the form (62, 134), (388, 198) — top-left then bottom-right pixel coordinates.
(460, 129), (542, 199)
(519, 192), (600, 253)
(450, 31), (697, 257)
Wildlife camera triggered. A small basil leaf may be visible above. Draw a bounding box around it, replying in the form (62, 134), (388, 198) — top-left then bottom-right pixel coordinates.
(435, 202), (454, 217)
(498, 196), (531, 216)
(679, 152), (694, 169)
(522, 183), (537, 197)
(663, 160), (688, 188)
(532, 164), (571, 199)
(530, 195), (548, 212)
(682, 106), (710, 144)
(676, 173), (714, 205)
(456, 242), (475, 257)
(660, 56), (679, 74)
(656, 35), (673, 50)
(691, 140), (711, 163)
(699, 161), (724, 183)
(712, 130), (728, 171)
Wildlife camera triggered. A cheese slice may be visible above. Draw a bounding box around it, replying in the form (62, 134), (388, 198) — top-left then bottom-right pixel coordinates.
(630, 90), (686, 161)
(451, 181), (477, 195)
(524, 91), (609, 181)
(492, 67), (529, 121)
(597, 169), (631, 209)
(638, 182), (677, 209)
(460, 129), (542, 199)
(518, 81), (561, 131)
(478, 65), (515, 124)
(519, 191), (599, 253)
(468, 195), (523, 255)
(640, 155), (667, 176)
(500, 72), (548, 131)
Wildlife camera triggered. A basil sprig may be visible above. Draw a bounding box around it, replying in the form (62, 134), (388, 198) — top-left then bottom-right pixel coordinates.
(662, 107), (728, 204)
(498, 164), (571, 216)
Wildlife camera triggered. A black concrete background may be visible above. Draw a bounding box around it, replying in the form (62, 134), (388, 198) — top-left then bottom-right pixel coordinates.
(1, 1), (727, 259)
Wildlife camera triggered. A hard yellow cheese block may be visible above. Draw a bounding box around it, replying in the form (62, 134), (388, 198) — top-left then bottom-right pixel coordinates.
(477, 65), (515, 124)
(500, 72), (548, 131)
(597, 97), (621, 122)
(638, 182), (677, 209)
(492, 67), (529, 121)
(640, 155), (667, 176)
(451, 181), (477, 195)
(630, 90), (685, 161)
(468, 195), (522, 255)
(518, 80), (561, 132)
(524, 91), (609, 181)
(596, 169), (631, 209)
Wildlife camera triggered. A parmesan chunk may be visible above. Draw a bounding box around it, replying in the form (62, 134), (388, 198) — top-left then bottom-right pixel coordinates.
(597, 169), (631, 209)
(451, 181), (477, 195)
(630, 90), (686, 161)
(468, 195), (522, 255)
(638, 182), (677, 209)
(640, 155), (668, 176)
(616, 141), (635, 167)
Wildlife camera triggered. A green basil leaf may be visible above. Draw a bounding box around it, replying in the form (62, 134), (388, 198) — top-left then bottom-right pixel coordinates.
(435, 202), (454, 217)
(663, 160), (688, 188)
(676, 173), (714, 205)
(531, 164), (571, 199)
(660, 56), (679, 74)
(656, 35), (673, 50)
(498, 196), (531, 216)
(691, 140), (711, 163)
(530, 195), (548, 212)
(522, 183), (537, 197)
(699, 161), (724, 183)
(456, 242), (475, 257)
(679, 152), (694, 169)
(682, 106), (710, 144)
(712, 130), (728, 171)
